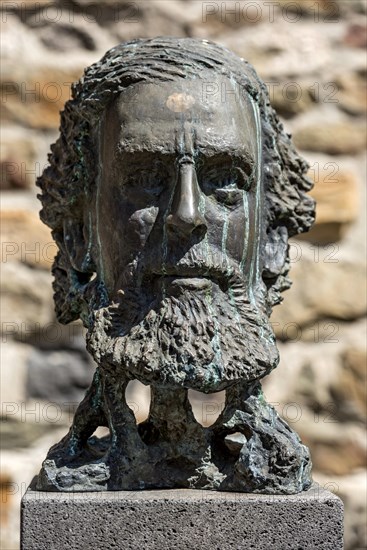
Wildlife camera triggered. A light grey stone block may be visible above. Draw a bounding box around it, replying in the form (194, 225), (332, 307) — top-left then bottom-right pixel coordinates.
(21, 481), (343, 550)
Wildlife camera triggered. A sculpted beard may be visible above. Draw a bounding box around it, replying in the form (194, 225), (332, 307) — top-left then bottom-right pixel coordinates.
(86, 260), (279, 392)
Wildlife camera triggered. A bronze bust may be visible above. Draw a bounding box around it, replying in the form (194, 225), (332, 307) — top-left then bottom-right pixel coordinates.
(37, 37), (315, 493)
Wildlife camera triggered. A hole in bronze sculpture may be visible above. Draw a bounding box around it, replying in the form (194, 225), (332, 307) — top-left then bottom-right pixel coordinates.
(36, 37), (315, 493)
(187, 390), (225, 427)
(125, 381), (151, 424)
(87, 427), (111, 458)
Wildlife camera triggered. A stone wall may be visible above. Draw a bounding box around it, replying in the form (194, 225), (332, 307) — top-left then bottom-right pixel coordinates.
(1, 1), (366, 548)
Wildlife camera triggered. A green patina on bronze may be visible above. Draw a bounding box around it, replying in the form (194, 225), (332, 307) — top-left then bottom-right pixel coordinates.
(36, 37), (315, 494)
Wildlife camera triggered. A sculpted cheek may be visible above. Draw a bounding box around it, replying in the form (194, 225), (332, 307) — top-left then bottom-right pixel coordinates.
(227, 208), (247, 260)
(128, 207), (159, 246)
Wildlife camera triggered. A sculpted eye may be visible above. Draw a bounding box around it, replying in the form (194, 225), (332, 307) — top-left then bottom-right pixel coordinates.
(215, 185), (242, 206)
(139, 171), (165, 197)
(126, 163), (168, 199)
(200, 165), (253, 207)
(234, 167), (253, 191)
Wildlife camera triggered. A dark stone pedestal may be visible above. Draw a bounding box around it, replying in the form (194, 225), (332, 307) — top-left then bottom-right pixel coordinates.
(21, 481), (343, 550)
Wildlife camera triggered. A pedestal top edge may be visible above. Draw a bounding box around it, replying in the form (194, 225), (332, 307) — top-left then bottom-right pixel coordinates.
(23, 480), (342, 506)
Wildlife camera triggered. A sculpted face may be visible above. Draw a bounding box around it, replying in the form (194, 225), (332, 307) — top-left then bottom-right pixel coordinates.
(89, 74), (278, 392)
(97, 75), (261, 299)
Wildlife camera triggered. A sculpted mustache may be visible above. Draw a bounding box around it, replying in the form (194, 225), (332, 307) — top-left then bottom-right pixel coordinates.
(137, 250), (246, 287)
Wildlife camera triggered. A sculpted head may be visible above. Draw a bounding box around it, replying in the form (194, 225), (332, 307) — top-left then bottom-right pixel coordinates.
(38, 38), (314, 392)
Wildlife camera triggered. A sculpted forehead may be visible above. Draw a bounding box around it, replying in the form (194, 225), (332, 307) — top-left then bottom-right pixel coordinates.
(103, 75), (257, 157)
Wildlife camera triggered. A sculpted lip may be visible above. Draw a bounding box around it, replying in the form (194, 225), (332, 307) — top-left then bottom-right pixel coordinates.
(144, 269), (232, 292)
(168, 276), (212, 290)
(151, 274), (212, 290)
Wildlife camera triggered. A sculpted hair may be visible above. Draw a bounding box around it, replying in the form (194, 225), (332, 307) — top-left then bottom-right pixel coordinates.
(37, 37), (315, 324)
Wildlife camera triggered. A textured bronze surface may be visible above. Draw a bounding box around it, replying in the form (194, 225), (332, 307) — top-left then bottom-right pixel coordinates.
(36, 38), (315, 493)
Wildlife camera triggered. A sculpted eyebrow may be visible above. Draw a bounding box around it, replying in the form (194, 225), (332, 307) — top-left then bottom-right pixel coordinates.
(114, 147), (255, 178)
(114, 147), (174, 161)
(198, 152), (255, 175)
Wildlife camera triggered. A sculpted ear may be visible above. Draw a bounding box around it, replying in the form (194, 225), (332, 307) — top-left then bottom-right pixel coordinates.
(63, 217), (95, 274)
(263, 226), (288, 279)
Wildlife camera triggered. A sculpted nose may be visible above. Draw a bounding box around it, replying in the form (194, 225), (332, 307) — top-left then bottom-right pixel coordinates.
(166, 158), (207, 239)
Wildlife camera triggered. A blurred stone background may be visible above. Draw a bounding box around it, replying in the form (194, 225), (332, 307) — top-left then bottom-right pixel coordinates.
(0, 0), (366, 548)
